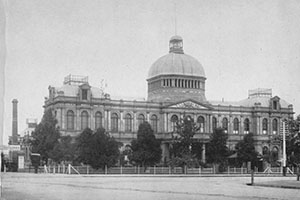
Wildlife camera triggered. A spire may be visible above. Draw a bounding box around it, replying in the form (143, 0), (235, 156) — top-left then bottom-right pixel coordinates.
(174, 2), (177, 35)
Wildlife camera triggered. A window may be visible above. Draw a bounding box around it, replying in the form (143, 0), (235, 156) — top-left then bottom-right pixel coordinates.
(111, 113), (118, 132)
(273, 101), (278, 110)
(81, 111), (89, 130)
(150, 115), (158, 133)
(125, 113), (133, 132)
(82, 89), (88, 100)
(212, 117), (217, 131)
(272, 118), (278, 134)
(233, 118), (239, 134)
(67, 110), (74, 130)
(197, 116), (205, 133)
(222, 118), (228, 133)
(262, 146), (269, 156)
(244, 118), (250, 134)
(171, 115), (178, 132)
(262, 118), (268, 134)
(137, 114), (145, 127)
(95, 112), (102, 129)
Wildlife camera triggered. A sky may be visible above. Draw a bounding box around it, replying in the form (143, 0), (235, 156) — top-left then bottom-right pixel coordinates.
(2, 0), (300, 144)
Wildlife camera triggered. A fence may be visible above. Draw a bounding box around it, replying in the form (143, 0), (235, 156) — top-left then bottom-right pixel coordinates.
(21, 165), (292, 175)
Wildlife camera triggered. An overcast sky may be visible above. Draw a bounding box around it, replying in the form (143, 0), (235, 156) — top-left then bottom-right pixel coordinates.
(2, 0), (300, 143)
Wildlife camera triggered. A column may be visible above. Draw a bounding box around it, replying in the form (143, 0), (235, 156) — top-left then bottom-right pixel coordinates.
(57, 108), (63, 129)
(120, 111), (124, 132)
(202, 143), (206, 163)
(133, 112), (137, 132)
(76, 109), (80, 131)
(228, 115), (233, 135)
(161, 143), (170, 162)
(240, 116), (244, 134)
(90, 110), (95, 130)
(207, 114), (212, 133)
(107, 110), (111, 132)
(164, 113), (168, 133)
(104, 110), (108, 130)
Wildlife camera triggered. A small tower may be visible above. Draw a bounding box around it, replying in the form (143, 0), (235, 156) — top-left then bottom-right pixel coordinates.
(169, 35), (184, 54)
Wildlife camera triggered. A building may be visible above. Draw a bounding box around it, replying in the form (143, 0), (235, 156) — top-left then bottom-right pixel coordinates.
(44, 36), (294, 163)
(20, 119), (38, 163)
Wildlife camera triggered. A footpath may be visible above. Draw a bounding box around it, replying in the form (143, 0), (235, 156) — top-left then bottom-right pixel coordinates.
(253, 179), (300, 189)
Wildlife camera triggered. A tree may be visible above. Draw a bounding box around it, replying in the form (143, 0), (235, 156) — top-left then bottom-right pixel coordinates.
(235, 133), (258, 168)
(169, 116), (201, 169)
(49, 135), (76, 164)
(285, 115), (300, 166)
(75, 128), (94, 165)
(89, 128), (121, 169)
(30, 109), (60, 164)
(76, 127), (121, 170)
(206, 128), (229, 171)
(129, 122), (162, 169)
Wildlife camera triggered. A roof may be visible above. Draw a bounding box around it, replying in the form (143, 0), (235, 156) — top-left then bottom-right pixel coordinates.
(238, 97), (291, 108)
(170, 35), (183, 41)
(210, 96), (291, 108)
(148, 53), (205, 79)
(53, 84), (104, 98)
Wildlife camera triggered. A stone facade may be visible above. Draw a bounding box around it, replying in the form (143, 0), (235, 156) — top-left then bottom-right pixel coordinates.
(44, 36), (294, 163)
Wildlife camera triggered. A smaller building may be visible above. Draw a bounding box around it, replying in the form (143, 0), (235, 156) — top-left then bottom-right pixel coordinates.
(20, 119), (37, 164)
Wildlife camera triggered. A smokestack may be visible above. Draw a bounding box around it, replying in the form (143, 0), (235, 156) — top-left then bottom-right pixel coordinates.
(12, 99), (18, 145)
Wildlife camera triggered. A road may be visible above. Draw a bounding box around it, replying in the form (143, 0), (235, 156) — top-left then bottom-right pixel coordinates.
(1, 173), (300, 200)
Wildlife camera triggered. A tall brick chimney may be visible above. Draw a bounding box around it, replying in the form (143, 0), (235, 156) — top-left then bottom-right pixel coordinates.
(12, 99), (18, 145)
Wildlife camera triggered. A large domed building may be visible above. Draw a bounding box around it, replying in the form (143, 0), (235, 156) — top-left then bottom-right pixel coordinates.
(45, 35), (294, 164)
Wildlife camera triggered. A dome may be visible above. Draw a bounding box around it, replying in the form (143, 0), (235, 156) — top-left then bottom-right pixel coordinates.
(148, 35), (205, 79)
(148, 53), (206, 79)
(147, 36), (207, 102)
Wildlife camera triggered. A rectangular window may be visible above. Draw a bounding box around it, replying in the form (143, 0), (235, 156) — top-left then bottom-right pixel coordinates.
(273, 101), (277, 110)
(82, 89), (88, 100)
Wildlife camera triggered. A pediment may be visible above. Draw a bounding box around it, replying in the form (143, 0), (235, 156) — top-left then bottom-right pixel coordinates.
(79, 83), (91, 89)
(168, 100), (211, 110)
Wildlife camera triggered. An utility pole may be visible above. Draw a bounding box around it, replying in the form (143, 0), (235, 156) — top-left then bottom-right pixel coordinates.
(282, 121), (287, 176)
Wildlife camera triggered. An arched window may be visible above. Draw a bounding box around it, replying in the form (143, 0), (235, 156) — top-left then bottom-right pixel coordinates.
(171, 115), (178, 132)
(111, 113), (118, 132)
(124, 113), (132, 132)
(262, 146), (269, 156)
(212, 117), (217, 131)
(233, 118), (239, 134)
(222, 118), (228, 133)
(244, 118), (250, 134)
(95, 112), (102, 129)
(67, 110), (74, 130)
(262, 118), (268, 134)
(150, 115), (158, 133)
(197, 116), (205, 133)
(272, 118), (278, 134)
(137, 114), (145, 127)
(81, 111), (89, 130)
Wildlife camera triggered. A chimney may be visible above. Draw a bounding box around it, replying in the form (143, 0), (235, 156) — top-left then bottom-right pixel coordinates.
(12, 99), (18, 145)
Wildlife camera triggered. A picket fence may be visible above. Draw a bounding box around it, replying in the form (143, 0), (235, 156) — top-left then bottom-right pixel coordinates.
(22, 165), (288, 175)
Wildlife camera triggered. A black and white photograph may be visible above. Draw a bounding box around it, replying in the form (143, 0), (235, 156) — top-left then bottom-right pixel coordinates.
(1, 0), (300, 199)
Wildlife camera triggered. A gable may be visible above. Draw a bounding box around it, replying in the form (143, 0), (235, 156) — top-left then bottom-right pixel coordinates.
(169, 100), (210, 109)
(80, 83), (91, 89)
